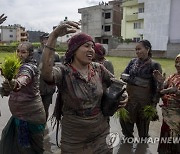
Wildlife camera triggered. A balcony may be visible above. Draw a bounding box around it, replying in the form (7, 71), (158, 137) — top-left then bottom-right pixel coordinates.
(126, 14), (138, 21)
(138, 0), (145, 3)
(138, 12), (144, 19)
(122, 0), (138, 7)
(136, 28), (143, 35)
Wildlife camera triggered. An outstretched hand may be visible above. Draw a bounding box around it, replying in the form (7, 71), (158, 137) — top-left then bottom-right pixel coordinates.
(0, 14), (7, 25)
(52, 21), (80, 38)
(2, 79), (17, 92)
(160, 82), (178, 95)
(153, 70), (166, 83)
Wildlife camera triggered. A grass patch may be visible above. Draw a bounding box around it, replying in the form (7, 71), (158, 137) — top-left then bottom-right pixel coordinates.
(106, 56), (175, 78)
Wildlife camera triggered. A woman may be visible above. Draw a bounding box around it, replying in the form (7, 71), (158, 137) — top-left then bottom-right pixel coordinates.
(41, 21), (127, 153)
(93, 43), (114, 74)
(154, 54), (180, 154)
(0, 42), (46, 154)
(120, 40), (162, 139)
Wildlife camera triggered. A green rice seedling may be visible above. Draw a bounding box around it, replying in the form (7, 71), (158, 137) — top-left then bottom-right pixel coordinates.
(0, 54), (21, 81)
(143, 105), (159, 121)
(114, 107), (130, 121)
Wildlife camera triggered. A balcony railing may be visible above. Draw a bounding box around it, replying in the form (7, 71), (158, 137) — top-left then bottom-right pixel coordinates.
(126, 14), (138, 21)
(136, 28), (143, 34)
(138, 12), (144, 19)
(122, 0), (138, 7)
(138, 0), (145, 3)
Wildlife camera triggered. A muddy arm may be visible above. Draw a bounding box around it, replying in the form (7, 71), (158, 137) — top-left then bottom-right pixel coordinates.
(41, 21), (79, 82)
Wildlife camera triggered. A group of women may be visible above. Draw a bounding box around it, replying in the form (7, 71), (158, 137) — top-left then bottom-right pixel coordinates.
(0, 17), (179, 154)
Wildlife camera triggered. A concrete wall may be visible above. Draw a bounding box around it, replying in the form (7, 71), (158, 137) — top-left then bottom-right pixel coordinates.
(169, 0), (180, 43)
(143, 0), (171, 50)
(167, 43), (180, 58)
(79, 6), (102, 37)
(108, 42), (180, 59)
(108, 49), (166, 58)
(81, 7), (103, 37)
(108, 43), (166, 58)
(108, 43), (136, 57)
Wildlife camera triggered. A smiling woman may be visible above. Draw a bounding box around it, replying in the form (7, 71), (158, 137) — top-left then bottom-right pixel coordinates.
(120, 39), (162, 140)
(41, 21), (127, 153)
(0, 42), (46, 154)
(155, 54), (180, 154)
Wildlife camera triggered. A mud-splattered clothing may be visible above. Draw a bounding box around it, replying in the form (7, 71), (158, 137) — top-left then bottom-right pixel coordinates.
(0, 62), (46, 154)
(120, 58), (162, 138)
(103, 60), (114, 75)
(158, 73), (180, 154)
(53, 62), (114, 153)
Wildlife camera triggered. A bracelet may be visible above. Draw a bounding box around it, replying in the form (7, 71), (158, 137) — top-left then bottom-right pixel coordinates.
(44, 45), (56, 51)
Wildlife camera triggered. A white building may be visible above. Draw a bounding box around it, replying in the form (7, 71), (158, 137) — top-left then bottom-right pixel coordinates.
(0, 24), (28, 42)
(141, 0), (180, 56)
(0, 25), (17, 42)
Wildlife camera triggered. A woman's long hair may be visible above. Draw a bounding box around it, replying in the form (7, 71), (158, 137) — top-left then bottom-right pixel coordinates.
(139, 40), (152, 57)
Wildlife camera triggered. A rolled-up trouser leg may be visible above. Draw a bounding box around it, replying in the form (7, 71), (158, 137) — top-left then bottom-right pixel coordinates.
(136, 117), (150, 138)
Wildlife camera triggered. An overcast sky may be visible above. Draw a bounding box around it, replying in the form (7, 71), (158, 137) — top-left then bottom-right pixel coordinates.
(1, 0), (110, 33)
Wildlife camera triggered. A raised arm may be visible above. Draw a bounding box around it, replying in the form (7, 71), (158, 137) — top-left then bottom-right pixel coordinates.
(41, 21), (79, 82)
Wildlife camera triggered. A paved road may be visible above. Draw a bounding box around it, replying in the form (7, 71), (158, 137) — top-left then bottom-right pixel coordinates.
(0, 77), (163, 154)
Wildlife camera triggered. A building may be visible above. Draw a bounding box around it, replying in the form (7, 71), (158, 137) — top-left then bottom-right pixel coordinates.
(143, 0), (180, 57)
(121, 0), (180, 57)
(121, 0), (143, 42)
(78, 0), (123, 46)
(0, 24), (28, 42)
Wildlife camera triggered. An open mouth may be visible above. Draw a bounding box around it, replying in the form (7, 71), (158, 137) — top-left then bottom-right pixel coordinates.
(86, 53), (93, 60)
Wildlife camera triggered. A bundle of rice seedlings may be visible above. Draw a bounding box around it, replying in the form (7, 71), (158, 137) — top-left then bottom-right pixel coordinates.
(114, 108), (130, 121)
(143, 105), (159, 121)
(0, 54), (21, 81)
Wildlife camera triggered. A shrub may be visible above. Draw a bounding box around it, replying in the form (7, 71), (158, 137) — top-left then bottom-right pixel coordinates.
(0, 45), (17, 52)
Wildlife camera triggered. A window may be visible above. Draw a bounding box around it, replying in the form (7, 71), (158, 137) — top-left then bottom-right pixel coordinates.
(9, 35), (13, 38)
(105, 12), (111, 19)
(134, 22), (142, 29)
(103, 39), (108, 44)
(102, 25), (104, 30)
(104, 25), (111, 32)
(139, 7), (144, 13)
(9, 29), (13, 32)
(133, 37), (140, 42)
